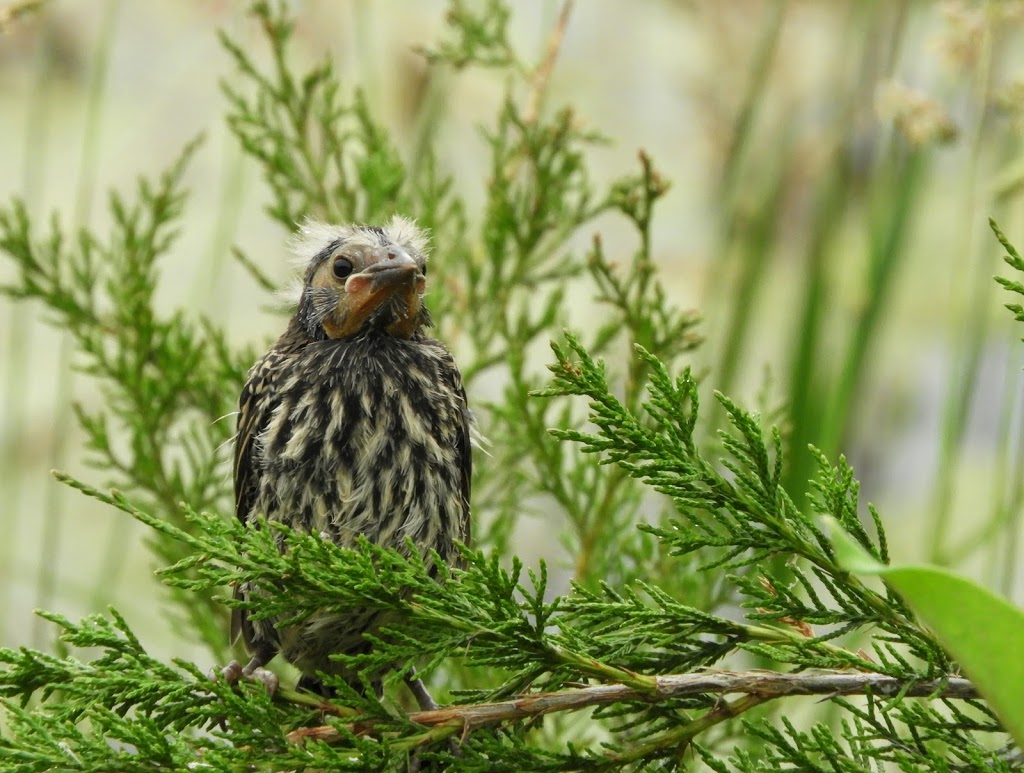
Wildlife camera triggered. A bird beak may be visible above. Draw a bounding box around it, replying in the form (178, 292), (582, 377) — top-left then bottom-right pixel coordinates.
(339, 249), (425, 338)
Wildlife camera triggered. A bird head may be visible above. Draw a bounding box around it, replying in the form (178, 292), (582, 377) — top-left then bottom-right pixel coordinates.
(290, 215), (430, 341)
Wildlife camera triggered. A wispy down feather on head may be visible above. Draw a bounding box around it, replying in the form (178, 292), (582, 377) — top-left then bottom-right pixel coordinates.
(274, 215), (434, 342)
(280, 215), (432, 308)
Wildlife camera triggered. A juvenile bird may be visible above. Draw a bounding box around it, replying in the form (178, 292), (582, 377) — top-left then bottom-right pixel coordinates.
(228, 216), (472, 699)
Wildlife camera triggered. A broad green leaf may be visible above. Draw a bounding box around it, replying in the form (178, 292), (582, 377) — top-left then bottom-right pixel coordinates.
(826, 516), (1024, 745)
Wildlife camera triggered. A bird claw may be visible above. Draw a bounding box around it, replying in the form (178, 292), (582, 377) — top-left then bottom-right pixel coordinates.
(210, 659), (279, 696)
(246, 666), (280, 696)
(214, 660), (244, 684)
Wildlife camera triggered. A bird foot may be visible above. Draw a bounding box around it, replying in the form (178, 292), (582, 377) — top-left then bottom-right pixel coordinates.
(216, 660), (244, 683)
(404, 666), (443, 711)
(212, 659), (280, 696)
(404, 673), (462, 772)
(245, 666), (280, 695)
(406, 675), (439, 711)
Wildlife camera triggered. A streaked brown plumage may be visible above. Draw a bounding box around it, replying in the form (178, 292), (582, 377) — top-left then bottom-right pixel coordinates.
(231, 216), (471, 695)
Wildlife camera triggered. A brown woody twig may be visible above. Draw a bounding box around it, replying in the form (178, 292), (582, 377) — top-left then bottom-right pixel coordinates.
(286, 669), (979, 746)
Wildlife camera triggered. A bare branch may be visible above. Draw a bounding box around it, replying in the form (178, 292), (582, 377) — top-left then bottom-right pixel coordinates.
(287, 669), (980, 745)
(523, 0), (575, 124)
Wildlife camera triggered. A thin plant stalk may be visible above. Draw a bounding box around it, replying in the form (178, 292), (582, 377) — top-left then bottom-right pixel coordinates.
(33, 0), (121, 647)
(3, 0), (54, 646)
(927, 20), (997, 566)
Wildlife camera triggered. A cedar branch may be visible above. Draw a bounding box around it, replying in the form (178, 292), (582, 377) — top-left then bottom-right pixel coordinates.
(286, 669), (979, 745)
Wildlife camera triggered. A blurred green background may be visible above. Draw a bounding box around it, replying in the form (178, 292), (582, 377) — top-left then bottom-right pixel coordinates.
(3, 0), (1024, 667)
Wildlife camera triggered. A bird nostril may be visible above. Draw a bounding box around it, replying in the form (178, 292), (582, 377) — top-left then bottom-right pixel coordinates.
(387, 250), (397, 260)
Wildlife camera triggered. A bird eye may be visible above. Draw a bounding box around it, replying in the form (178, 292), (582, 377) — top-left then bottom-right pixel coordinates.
(332, 257), (354, 279)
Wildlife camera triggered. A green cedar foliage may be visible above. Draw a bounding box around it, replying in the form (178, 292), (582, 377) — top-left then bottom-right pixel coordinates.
(0, 2), (1018, 770)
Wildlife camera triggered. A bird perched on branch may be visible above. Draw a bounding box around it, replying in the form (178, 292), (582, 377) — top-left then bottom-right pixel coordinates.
(226, 216), (472, 702)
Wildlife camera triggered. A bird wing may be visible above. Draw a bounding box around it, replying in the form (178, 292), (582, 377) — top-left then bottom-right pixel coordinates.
(231, 348), (284, 645)
(233, 350), (283, 524)
(454, 373), (474, 548)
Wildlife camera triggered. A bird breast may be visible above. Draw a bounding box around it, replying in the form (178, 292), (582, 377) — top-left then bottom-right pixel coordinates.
(254, 332), (468, 561)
